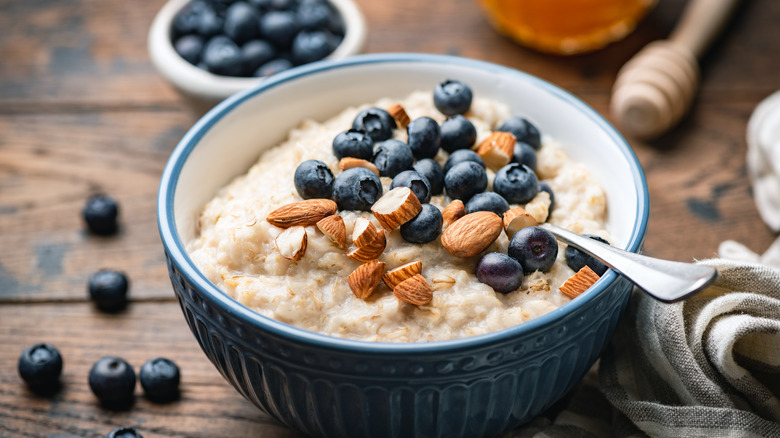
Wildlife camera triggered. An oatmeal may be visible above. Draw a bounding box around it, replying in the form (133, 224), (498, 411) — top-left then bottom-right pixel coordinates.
(186, 89), (609, 342)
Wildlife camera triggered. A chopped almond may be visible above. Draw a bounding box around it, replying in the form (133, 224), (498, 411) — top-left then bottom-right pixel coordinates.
(267, 199), (337, 228)
(476, 131), (515, 170)
(339, 157), (380, 176)
(274, 226), (307, 261)
(371, 187), (422, 230)
(382, 261), (422, 289)
(316, 215), (346, 249)
(393, 274), (433, 305)
(348, 260), (386, 299)
(503, 206), (538, 238)
(346, 229), (386, 263)
(442, 199), (466, 227)
(387, 103), (411, 129)
(560, 266), (601, 299)
(352, 217), (379, 247)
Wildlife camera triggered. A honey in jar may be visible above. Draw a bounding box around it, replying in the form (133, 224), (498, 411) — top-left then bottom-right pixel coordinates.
(477, 0), (657, 55)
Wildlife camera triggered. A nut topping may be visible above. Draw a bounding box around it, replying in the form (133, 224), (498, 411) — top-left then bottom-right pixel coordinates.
(393, 274), (433, 305)
(476, 131), (515, 170)
(371, 186), (423, 231)
(339, 157), (380, 176)
(316, 215), (346, 249)
(560, 265), (600, 299)
(441, 199), (466, 227)
(346, 229), (386, 263)
(352, 217), (379, 247)
(441, 211), (503, 258)
(387, 103), (411, 129)
(266, 199), (337, 228)
(503, 206), (539, 238)
(274, 226), (307, 261)
(382, 260), (422, 290)
(348, 260), (386, 299)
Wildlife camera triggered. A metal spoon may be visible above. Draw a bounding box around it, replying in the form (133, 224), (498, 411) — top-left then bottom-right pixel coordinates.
(541, 223), (718, 302)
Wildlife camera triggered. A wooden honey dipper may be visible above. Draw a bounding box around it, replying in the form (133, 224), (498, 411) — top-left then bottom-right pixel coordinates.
(610, 0), (742, 139)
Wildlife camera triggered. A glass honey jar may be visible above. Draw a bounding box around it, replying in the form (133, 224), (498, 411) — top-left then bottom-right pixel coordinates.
(476, 0), (658, 55)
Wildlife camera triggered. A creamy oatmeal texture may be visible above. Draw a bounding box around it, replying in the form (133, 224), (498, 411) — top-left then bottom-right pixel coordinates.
(187, 91), (609, 342)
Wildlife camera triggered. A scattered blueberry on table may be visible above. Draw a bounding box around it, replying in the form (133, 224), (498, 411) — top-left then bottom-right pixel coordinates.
(105, 427), (144, 438)
(83, 194), (120, 235)
(17, 343), (63, 395)
(88, 356), (137, 409)
(88, 269), (130, 313)
(172, 0), (344, 78)
(140, 357), (181, 402)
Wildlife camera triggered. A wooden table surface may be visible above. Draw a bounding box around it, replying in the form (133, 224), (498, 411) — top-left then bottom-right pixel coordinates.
(1, 0), (778, 436)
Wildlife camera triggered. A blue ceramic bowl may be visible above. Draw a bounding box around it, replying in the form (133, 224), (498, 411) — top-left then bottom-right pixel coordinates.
(158, 53), (648, 438)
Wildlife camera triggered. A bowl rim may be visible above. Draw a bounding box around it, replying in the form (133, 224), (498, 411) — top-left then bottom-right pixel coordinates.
(147, 0), (368, 102)
(158, 52), (649, 354)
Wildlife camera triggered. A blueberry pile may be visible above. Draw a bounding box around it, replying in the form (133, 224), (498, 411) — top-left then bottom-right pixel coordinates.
(171, 0), (345, 78)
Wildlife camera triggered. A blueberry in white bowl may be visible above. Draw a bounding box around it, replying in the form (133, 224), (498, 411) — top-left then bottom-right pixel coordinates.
(493, 162), (539, 204)
(413, 158), (444, 195)
(440, 114), (477, 153)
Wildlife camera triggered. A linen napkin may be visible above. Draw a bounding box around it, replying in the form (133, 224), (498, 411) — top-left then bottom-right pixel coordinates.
(504, 92), (780, 438)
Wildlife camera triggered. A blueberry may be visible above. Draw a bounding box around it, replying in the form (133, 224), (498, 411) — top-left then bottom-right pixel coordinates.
(195, 7), (223, 38)
(465, 192), (509, 216)
(332, 129), (373, 160)
(538, 181), (555, 213)
(291, 30), (334, 64)
(18, 343), (63, 394)
(88, 356), (136, 409)
(260, 11), (300, 48)
(440, 115), (477, 153)
(88, 269), (129, 312)
(240, 39), (276, 74)
(174, 35), (204, 65)
(508, 226), (558, 274)
(496, 116), (542, 150)
(202, 36), (243, 76)
(372, 139), (414, 178)
(512, 141), (537, 171)
(105, 427), (144, 438)
(223, 2), (260, 44)
(140, 357), (181, 402)
(298, 1), (332, 29)
(413, 158), (444, 195)
(352, 107), (396, 142)
(253, 58), (293, 77)
(493, 163), (539, 204)
(293, 159), (334, 199)
(443, 149), (484, 175)
(444, 161), (487, 202)
(83, 194), (119, 235)
(476, 252), (524, 294)
(391, 170), (431, 204)
(332, 167), (382, 211)
(433, 79), (473, 116)
(400, 204), (443, 244)
(565, 235), (610, 276)
(406, 117), (441, 159)
(172, 0), (210, 36)
(266, 0), (296, 10)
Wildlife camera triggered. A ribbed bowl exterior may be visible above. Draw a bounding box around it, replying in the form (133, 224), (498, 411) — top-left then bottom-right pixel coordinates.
(166, 251), (632, 438)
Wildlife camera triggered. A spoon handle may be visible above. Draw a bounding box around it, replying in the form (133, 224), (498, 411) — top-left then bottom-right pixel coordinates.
(541, 224), (718, 302)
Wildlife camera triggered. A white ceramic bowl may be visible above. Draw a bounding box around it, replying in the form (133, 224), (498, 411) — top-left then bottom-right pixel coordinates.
(158, 54), (649, 437)
(148, 0), (367, 104)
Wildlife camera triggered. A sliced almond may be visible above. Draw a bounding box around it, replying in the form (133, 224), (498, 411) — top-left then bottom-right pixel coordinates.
(316, 215), (346, 249)
(339, 157), (380, 176)
(267, 199), (337, 228)
(393, 274), (433, 305)
(442, 199), (466, 227)
(348, 260), (386, 299)
(441, 211), (503, 258)
(560, 266), (600, 299)
(371, 187), (423, 230)
(387, 103), (411, 129)
(503, 206), (539, 238)
(352, 217), (379, 247)
(346, 229), (386, 263)
(274, 226), (307, 261)
(476, 131), (515, 170)
(382, 261), (423, 289)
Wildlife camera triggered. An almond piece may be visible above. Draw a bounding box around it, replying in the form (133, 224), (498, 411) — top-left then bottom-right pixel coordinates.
(503, 206), (539, 237)
(348, 260), (386, 299)
(274, 226), (307, 261)
(387, 103), (410, 129)
(476, 131), (515, 170)
(267, 199), (337, 228)
(346, 229), (386, 263)
(316, 215), (346, 249)
(339, 157), (380, 176)
(442, 199), (466, 227)
(441, 211), (503, 258)
(371, 187), (423, 230)
(352, 217), (379, 247)
(560, 266), (601, 299)
(382, 260), (423, 289)
(393, 274), (433, 305)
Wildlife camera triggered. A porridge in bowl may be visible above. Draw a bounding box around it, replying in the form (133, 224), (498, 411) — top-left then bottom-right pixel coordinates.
(187, 80), (610, 342)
